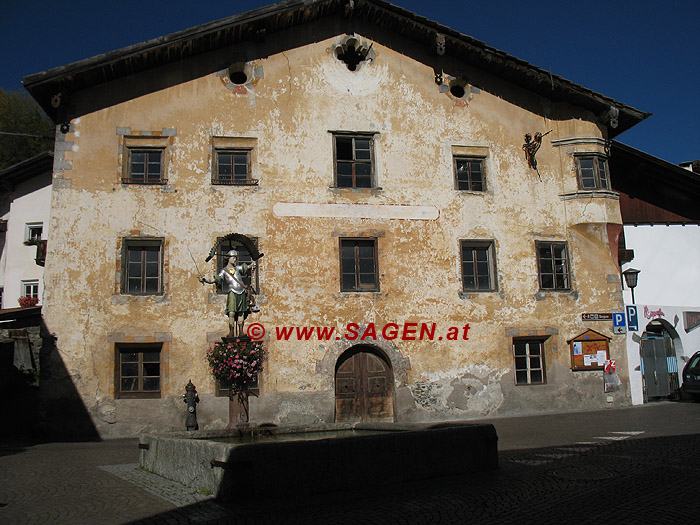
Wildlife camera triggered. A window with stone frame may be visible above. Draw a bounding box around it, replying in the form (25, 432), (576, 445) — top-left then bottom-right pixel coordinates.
(122, 238), (164, 295)
(213, 149), (256, 185)
(214, 237), (259, 295)
(454, 157), (486, 191)
(124, 148), (166, 184)
(536, 241), (571, 291)
(115, 343), (162, 399)
(575, 154), (610, 190)
(340, 238), (379, 292)
(334, 134), (375, 188)
(513, 338), (546, 385)
(461, 240), (497, 291)
(121, 136), (169, 185)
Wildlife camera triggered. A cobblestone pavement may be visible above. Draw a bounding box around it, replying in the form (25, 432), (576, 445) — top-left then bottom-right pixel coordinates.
(2, 402), (700, 524)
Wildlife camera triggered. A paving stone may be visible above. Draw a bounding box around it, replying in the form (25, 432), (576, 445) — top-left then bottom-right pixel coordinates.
(2, 405), (700, 523)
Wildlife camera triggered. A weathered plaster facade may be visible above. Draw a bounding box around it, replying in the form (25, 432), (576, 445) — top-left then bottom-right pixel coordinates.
(27, 1), (647, 437)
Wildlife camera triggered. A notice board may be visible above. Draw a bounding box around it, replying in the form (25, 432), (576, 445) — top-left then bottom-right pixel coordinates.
(568, 329), (611, 371)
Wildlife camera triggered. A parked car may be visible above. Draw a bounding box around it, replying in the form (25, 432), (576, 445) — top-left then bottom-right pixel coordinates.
(682, 351), (700, 400)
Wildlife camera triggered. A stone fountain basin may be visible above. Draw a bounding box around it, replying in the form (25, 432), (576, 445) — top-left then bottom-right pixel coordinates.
(139, 422), (498, 501)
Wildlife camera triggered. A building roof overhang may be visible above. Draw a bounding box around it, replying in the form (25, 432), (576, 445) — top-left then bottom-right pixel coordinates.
(0, 151), (54, 190)
(23, 0), (649, 136)
(610, 141), (700, 224)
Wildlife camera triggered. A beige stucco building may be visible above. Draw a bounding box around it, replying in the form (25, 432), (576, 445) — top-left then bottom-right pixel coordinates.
(24, 0), (650, 438)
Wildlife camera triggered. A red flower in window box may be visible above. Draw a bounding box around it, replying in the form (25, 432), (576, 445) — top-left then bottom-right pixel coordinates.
(18, 296), (39, 308)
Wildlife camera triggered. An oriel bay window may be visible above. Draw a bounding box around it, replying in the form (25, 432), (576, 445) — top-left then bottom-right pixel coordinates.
(122, 238), (164, 294)
(334, 134), (374, 188)
(536, 241), (571, 291)
(576, 154), (610, 190)
(116, 343), (162, 398)
(340, 238), (378, 291)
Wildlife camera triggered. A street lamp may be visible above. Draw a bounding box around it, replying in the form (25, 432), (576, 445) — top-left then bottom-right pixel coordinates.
(622, 268), (641, 304)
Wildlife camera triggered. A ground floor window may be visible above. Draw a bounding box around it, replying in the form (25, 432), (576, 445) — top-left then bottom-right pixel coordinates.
(513, 338), (546, 385)
(115, 343), (162, 398)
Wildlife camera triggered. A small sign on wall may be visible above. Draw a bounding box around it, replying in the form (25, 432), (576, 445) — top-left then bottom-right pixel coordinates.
(568, 329), (611, 371)
(613, 312), (627, 334)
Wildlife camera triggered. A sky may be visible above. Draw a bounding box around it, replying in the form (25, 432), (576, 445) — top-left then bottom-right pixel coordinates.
(2, 0), (698, 165)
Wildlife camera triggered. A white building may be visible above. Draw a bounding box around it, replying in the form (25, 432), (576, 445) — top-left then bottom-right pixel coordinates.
(610, 143), (700, 403)
(0, 152), (53, 309)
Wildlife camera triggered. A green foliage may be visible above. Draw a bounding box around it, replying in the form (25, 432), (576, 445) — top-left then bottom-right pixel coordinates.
(0, 88), (54, 170)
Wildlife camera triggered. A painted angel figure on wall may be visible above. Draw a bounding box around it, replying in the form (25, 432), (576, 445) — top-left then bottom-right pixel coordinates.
(522, 130), (552, 178)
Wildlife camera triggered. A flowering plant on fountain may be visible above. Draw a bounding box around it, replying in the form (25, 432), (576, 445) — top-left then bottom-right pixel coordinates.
(206, 339), (266, 400)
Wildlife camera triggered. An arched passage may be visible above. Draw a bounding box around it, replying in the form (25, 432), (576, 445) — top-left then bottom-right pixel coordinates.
(640, 318), (684, 401)
(335, 345), (394, 423)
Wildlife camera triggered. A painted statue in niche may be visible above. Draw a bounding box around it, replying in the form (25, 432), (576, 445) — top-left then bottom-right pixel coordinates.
(199, 233), (263, 338)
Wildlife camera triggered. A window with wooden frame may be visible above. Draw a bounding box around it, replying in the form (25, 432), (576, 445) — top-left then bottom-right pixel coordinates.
(334, 134), (374, 188)
(122, 136), (169, 185)
(461, 240), (497, 291)
(513, 338), (546, 385)
(575, 154), (610, 190)
(536, 241), (571, 291)
(340, 238), (379, 292)
(115, 343), (162, 399)
(213, 149), (255, 185)
(22, 280), (39, 299)
(211, 136), (257, 186)
(122, 238), (164, 295)
(454, 157), (486, 191)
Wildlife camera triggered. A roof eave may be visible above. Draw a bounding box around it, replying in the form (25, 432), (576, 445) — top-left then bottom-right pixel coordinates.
(22, 0), (650, 134)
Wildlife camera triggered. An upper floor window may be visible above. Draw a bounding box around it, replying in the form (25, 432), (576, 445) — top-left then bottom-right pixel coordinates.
(461, 240), (497, 291)
(340, 238), (379, 292)
(210, 136), (258, 186)
(124, 149), (166, 184)
(454, 157), (486, 191)
(121, 135), (169, 185)
(536, 241), (571, 291)
(334, 134), (374, 188)
(213, 150), (254, 185)
(22, 280), (39, 299)
(576, 155), (609, 190)
(25, 223), (43, 242)
(122, 238), (163, 295)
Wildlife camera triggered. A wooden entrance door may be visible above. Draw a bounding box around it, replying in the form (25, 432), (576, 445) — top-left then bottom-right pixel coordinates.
(335, 348), (394, 422)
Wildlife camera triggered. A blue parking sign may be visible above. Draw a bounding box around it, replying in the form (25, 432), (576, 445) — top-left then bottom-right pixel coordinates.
(613, 312), (626, 334)
(626, 305), (639, 332)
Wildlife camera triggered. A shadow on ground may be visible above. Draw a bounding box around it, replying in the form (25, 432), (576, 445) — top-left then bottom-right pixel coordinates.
(126, 432), (700, 524)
